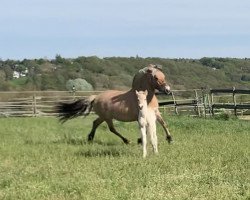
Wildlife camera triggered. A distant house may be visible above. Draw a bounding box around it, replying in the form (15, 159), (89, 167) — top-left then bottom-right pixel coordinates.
(13, 71), (20, 79)
(13, 68), (28, 79)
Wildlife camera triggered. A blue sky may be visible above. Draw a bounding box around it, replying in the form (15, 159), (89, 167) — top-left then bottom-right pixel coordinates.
(0, 0), (250, 60)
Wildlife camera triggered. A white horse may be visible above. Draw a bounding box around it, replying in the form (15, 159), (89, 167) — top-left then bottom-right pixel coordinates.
(136, 90), (158, 158)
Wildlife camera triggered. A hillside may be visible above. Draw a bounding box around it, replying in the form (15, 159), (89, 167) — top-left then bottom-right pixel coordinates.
(0, 56), (250, 91)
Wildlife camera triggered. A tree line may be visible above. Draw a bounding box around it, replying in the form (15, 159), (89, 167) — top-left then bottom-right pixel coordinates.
(0, 56), (249, 91)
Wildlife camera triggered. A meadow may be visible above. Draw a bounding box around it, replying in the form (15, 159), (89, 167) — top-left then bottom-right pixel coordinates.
(0, 115), (249, 200)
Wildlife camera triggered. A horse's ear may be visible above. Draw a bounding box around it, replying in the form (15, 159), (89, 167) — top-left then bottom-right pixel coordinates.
(135, 90), (139, 95)
(144, 90), (148, 96)
(154, 64), (162, 70)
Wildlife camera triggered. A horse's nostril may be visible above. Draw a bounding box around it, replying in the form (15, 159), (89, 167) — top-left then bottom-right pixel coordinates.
(165, 85), (171, 94)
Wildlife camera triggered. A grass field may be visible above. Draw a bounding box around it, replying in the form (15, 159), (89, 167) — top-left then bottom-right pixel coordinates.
(0, 115), (249, 200)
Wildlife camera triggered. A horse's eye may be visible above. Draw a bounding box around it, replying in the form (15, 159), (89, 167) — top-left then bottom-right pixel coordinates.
(154, 76), (158, 80)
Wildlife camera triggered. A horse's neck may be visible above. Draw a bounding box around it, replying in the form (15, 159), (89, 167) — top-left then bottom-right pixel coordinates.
(139, 107), (148, 119)
(146, 91), (155, 104)
(132, 74), (155, 102)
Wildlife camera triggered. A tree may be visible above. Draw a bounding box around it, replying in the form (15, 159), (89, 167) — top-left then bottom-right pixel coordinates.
(55, 54), (64, 64)
(3, 65), (13, 80)
(200, 57), (224, 69)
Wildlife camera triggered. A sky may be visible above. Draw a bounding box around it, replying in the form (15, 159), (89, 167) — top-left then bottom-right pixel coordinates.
(0, 0), (250, 60)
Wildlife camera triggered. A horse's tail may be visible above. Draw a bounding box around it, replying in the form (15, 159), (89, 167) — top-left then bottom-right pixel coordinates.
(55, 95), (96, 123)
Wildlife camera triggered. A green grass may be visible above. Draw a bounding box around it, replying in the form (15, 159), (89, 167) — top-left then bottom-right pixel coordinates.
(0, 115), (249, 200)
(9, 77), (28, 88)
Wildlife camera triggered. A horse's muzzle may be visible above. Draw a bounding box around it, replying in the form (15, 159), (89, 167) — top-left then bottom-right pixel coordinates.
(164, 85), (171, 95)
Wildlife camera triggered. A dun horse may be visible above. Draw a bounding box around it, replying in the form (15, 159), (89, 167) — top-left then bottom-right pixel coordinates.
(136, 90), (158, 158)
(56, 64), (172, 144)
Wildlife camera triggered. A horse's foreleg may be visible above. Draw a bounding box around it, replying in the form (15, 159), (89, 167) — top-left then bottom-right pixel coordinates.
(88, 117), (104, 142)
(156, 110), (173, 144)
(106, 120), (130, 144)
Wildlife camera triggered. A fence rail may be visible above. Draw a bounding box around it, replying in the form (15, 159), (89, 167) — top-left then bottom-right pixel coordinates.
(0, 88), (249, 117)
(211, 89), (250, 94)
(0, 91), (103, 117)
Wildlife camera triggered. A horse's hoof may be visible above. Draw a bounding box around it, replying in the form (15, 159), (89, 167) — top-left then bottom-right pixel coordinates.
(166, 136), (173, 144)
(123, 139), (130, 144)
(87, 139), (94, 144)
(87, 135), (94, 142)
(137, 138), (142, 144)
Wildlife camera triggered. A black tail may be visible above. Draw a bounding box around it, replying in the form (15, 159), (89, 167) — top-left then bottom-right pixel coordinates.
(55, 96), (96, 123)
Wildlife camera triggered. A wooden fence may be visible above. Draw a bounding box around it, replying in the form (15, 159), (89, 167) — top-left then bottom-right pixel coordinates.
(0, 91), (102, 117)
(210, 88), (250, 116)
(0, 88), (249, 117)
(157, 89), (204, 117)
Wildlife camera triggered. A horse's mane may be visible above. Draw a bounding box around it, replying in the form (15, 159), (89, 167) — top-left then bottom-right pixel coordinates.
(138, 64), (163, 75)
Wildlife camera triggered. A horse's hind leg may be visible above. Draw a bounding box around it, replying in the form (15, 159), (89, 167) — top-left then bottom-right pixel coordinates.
(155, 110), (173, 143)
(147, 122), (158, 154)
(88, 117), (104, 142)
(106, 120), (130, 144)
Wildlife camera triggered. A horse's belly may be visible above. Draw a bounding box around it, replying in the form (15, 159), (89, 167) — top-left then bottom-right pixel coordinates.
(94, 102), (137, 122)
(113, 110), (137, 122)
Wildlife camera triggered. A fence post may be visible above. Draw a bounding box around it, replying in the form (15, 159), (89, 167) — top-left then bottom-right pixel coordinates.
(233, 87), (237, 116)
(33, 93), (37, 117)
(171, 92), (178, 115)
(201, 88), (207, 117)
(194, 89), (201, 117)
(210, 90), (214, 116)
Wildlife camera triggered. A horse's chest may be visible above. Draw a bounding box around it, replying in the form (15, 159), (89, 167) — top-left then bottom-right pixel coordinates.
(138, 117), (147, 127)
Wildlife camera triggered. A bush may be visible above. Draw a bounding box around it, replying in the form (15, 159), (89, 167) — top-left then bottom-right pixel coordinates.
(66, 78), (93, 91)
(200, 57), (224, 69)
(241, 74), (250, 81)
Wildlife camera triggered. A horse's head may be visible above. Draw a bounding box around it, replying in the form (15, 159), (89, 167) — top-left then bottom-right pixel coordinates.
(132, 64), (171, 94)
(149, 67), (171, 94)
(135, 90), (148, 111)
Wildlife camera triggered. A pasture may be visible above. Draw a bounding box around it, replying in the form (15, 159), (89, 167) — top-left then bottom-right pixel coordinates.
(0, 115), (249, 199)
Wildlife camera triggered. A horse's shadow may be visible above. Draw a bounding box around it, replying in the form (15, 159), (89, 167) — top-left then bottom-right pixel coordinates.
(52, 134), (137, 157)
(75, 140), (136, 157)
(53, 137), (86, 145)
(75, 148), (124, 157)
(53, 137), (119, 147)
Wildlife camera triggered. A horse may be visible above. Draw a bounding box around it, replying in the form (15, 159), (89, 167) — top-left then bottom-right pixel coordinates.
(56, 64), (172, 144)
(136, 90), (158, 158)
(132, 64), (172, 143)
